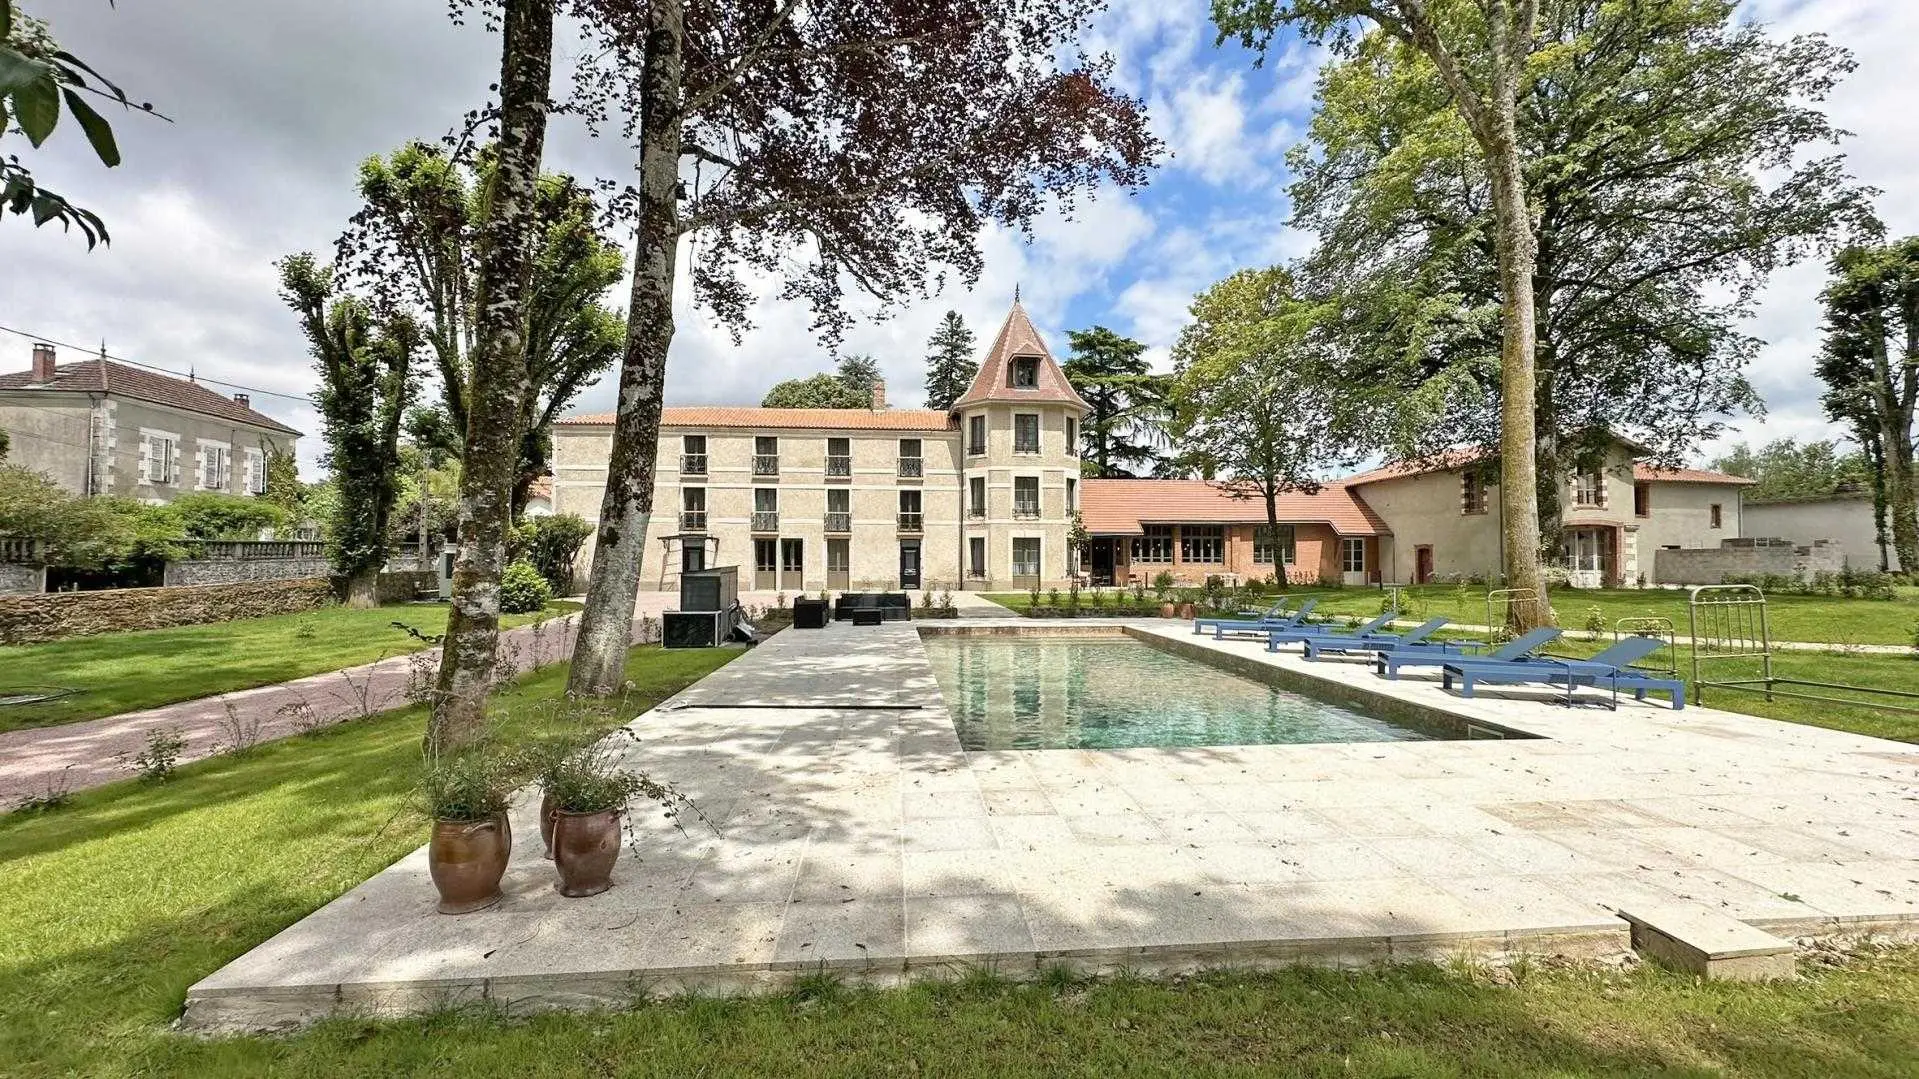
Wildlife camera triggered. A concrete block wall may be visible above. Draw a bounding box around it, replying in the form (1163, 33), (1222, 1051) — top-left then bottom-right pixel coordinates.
(1651, 538), (1845, 585)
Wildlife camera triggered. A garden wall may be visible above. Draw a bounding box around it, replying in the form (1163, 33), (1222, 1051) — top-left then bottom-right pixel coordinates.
(1651, 538), (1844, 586)
(0, 577), (338, 645)
(0, 562), (45, 595)
(162, 555), (335, 587)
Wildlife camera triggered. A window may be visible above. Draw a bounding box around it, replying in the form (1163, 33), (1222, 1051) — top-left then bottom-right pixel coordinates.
(681, 434), (707, 475)
(1634, 482), (1651, 518)
(1573, 471), (1604, 507)
(968, 476), (986, 517)
(969, 537), (987, 578)
(200, 443), (231, 490)
(1341, 537), (1366, 574)
(1132, 524), (1174, 563)
(1461, 471), (1487, 515)
(1179, 525), (1224, 563)
(827, 538), (850, 573)
(1710, 503), (1723, 529)
(1010, 356), (1040, 388)
(682, 544), (706, 572)
(968, 414), (986, 455)
(754, 539), (777, 573)
(1011, 537), (1041, 577)
(753, 435), (779, 476)
(826, 488), (849, 513)
(1065, 477), (1076, 513)
(780, 538), (804, 574)
(897, 438), (922, 478)
(752, 488), (778, 531)
(1253, 525), (1296, 565)
(1065, 417), (1078, 455)
(1013, 413), (1040, 453)
(245, 448), (265, 495)
(898, 489), (923, 531)
(143, 432), (177, 485)
(681, 487), (706, 531)
(1013, 476), (1040, 517)
(1563, 528), (1607, 572)
(826, 436), (851, 477)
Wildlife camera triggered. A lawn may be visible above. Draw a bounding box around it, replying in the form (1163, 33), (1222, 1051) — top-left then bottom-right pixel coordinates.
(0, 600), (581, 733)
(4, 642), (1919, 1075)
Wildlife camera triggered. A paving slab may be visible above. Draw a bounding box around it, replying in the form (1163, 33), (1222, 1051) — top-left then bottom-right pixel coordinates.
(184, 616), (1919, 1032)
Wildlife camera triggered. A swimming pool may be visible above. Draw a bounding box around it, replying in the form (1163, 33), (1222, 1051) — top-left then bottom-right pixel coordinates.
(921, 635), (1459, 751)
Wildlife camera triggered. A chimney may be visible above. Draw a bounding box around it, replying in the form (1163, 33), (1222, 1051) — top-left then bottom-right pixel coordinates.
(31, 343), (55, 382)
(233, 392), (251, 408)
(870, 379), (886, 411)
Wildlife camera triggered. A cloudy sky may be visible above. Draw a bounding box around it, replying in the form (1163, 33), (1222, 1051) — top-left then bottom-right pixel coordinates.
(4, 0), (1914, 477)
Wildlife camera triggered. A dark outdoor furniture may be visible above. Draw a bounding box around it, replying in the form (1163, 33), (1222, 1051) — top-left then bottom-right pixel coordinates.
(834, 592), (912, 622)
(850, 608), (884, 627)
(793, 597), (830, 630)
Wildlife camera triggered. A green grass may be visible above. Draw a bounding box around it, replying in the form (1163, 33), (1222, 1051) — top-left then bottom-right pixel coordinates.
(0, 601), (582, 733)
(5, 642), (1919, 1075)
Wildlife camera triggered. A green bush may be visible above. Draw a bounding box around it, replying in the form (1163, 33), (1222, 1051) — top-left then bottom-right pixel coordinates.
(509, 513), (593, 592)
(500, 560), (553, 614)
(169, 490), (289, 539)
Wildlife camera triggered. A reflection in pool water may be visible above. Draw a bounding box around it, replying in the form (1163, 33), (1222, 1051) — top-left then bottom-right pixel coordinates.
(922, 636), (1451, 751)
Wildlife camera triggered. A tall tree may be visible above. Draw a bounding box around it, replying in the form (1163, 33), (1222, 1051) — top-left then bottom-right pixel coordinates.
(1061, 326), (1165, 477)
(1219, 0), (1551, 628)
(836, 353), (883, 406)
(1, 2), (162, 246)
(760, 355), (884, 408)
(1709, 438), (1870, 503)
(343, 140), (625, 518)
(1817, 237), (1919, 572)
(563, 0), (1161, 696)
(1281, 0), (1867, 567)
(278, 255), (423, 607)
(430, 0), (559, 753)
(923, 310), (978, 410)
(1172, 268), (1354, 588)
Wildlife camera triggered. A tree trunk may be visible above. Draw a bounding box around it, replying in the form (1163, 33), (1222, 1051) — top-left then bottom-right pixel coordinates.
(342, 566), (380, 609)
(1265, 490), (1288, 590)
(567, 0), (685, 698)
(428, 0), (556, 754)
(1486, 121), (1546, 629)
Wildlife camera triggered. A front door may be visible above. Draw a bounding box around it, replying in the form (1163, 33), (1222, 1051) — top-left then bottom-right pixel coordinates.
(780, 538), (805, 591)
(753, 538), (777, 590)
(1090, 539), (1115, 586)
(1414, 545), (1433, 584)
(899, 542), (922, 590)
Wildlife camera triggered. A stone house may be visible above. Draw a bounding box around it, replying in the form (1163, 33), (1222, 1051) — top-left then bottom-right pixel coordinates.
(0, 343), (301, 501)
(552, 300), (1086, 592)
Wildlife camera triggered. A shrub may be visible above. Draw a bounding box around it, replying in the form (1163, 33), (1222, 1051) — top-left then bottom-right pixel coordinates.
(510, 513), (592, 592)
(499, 560), (553, 613)
(1583, 605), (1607, 638)
(170, 490), (290, 540)
(417, 751), (513, 821)
(128, 727), (187, 782)
(1152, 571), (1175, 597)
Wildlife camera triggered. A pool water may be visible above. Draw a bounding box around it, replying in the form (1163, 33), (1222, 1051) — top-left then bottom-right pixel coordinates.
(922, 636), (1452, 751)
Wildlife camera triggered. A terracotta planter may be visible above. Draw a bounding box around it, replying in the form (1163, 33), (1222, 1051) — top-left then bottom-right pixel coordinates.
(1159, 602), (1176, 618)
(552, 808), (623, 898)
(1177, 602), (1197, 619)
(429, 814), (511, 915)
(539, 792), (557, 859)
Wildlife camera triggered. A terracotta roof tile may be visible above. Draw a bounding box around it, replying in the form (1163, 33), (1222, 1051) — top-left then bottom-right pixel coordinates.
(952, 300), (1088, 410)
(1633, 464), (1756, 485)
(1080, 478), (1389, 537)
(557, 406), (956, 431)
(0, 358), (301, 435)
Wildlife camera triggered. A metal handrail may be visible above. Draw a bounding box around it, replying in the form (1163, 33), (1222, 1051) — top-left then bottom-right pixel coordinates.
(750, 511), (779, 532)
(825, 455), (852, 477)
(897, 457), (924, 478)
(752, 455), (779, 476)
(679, 511), (707, 532)
(824, 512), (851, 533)
(898, 512), (924, 532)
(680, 453), (707, 475)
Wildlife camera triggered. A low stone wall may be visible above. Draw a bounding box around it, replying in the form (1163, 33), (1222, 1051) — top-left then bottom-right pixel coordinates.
(1652, 538), (1845, 586)
(0, 577), (338, 645)
(163, 556), (334, 588)
(374, 570), (440, 605)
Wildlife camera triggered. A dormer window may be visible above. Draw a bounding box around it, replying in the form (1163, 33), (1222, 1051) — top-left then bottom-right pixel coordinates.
(1010, 356), (1040, 388)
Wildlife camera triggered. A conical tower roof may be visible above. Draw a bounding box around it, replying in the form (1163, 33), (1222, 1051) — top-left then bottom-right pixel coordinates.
(951, 298), (1088, 411)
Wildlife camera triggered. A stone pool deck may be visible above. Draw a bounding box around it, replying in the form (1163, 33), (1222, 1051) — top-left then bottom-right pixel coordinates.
(184, 618), (1919, 1032)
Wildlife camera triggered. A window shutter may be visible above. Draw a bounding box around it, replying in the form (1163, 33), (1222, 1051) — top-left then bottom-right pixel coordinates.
(168, 440), (179, 485)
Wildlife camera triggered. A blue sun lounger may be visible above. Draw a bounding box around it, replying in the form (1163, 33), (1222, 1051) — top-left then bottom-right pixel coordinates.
(1375, 626), (1561, 679)
(1193, 599), (1290, 635)
(1264, 609), (1396, 651)
(1440, 635), (1684, 708)
(1300, 617), (1465, 660)
(1204, 599), (1318, 639)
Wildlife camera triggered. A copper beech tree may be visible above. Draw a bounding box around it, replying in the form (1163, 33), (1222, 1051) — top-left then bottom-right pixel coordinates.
(561, 0), (1162, 696)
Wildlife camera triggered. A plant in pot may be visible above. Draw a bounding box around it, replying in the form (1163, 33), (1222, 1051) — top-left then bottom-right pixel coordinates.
(419, 751), (514, 915)
(539, 735), (704, 898)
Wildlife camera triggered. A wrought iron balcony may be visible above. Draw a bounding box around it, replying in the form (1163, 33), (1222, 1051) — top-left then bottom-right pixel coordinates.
(752, 454), (780, 477)
(679, 510), (707, 532)
(750, 511), (779, 532)
(1013, 501), (1041, 520)
(824, 512), (851, 533)
(897, 456), (923, 478)
(897, 512), (924, 533)
(825, 454), (852, 478)
(968, 504), (987, 519)
(680, 453), (707, 476)
(967, 441), (986, 456)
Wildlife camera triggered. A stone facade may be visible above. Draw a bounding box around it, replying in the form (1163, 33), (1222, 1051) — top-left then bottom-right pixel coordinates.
(0, 578), (337, 645)
(1742, 494), (1894, 572)
(1651, 538), (1846, 586)
(0, 562), (45, 594)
